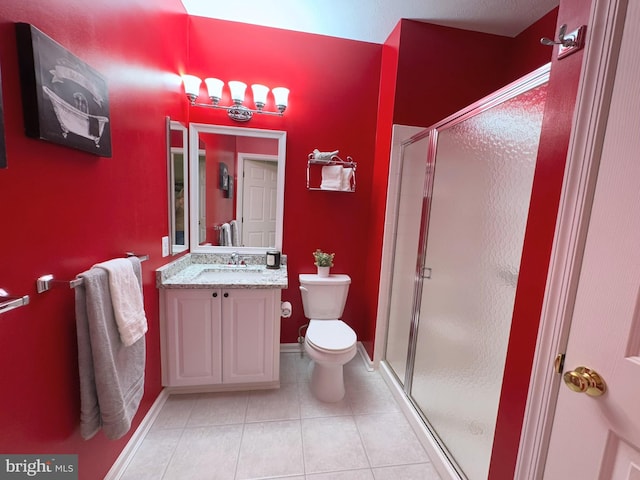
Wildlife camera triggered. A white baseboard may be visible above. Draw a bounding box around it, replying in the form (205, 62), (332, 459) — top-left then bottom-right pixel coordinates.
(356, 342), (374, 371)
(104, 389), (170, 480)
(280, 342), (304, 353)
(379, 361), (461, 480)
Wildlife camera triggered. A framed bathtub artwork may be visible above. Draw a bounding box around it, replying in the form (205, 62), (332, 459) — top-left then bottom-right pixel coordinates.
(219, 162), (229, 191)
(15, 23), (112, 157)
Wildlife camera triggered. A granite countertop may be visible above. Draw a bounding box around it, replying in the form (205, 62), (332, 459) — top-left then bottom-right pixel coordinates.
(156, 253), (288, 289)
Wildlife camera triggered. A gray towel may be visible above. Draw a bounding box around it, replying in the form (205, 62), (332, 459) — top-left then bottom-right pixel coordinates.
(220, 222), (232, 246)
(230, 219), (240, 247)
(75, 257), (145, 440)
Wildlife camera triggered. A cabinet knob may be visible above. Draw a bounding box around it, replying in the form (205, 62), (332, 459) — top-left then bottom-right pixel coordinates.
(223, 292), (229, 298)
(212, 292), (218, 298)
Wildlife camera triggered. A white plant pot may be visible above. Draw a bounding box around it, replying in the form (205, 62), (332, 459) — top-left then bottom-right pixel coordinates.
(317, 266), (330, 277)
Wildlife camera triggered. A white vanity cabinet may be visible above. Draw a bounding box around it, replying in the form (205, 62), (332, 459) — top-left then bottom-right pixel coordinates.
(161, 288), (281, 389)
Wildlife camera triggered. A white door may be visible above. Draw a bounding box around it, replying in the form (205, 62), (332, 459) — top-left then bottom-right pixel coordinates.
(242, 159), (278, 247)
(544, 3), (640, 477)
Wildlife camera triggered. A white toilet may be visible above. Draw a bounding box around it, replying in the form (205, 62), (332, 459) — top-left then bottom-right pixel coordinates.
(299, 273), (357, 402)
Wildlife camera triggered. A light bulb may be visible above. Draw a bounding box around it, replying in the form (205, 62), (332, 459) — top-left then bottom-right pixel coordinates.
(182, 75), (202, 102)
(272, 87), (289, 113)
(251, 84), (269, 110)
(204, 78), (224, 104)
(228, 81), (247, 105)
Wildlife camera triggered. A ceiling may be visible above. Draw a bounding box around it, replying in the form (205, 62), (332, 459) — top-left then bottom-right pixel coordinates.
(179, 0), (559, 44)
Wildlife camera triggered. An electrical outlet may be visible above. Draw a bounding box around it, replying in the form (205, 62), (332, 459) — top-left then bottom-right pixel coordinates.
(161, 236), (170, 257)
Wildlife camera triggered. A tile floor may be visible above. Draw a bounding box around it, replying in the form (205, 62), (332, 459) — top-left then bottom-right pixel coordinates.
(120, 351), (442, 480)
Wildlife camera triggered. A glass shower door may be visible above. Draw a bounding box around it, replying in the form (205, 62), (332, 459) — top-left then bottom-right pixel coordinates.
(410, 81), (548, 479)
(385, 133), (431, 385)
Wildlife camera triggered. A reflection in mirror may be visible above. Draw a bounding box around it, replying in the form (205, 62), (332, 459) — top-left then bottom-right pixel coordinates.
(166, 117), (188, 254)
(188, 123), (286, 253)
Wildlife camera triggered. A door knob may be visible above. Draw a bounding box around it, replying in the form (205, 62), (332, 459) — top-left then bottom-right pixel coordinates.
(563, 366), (606, 397)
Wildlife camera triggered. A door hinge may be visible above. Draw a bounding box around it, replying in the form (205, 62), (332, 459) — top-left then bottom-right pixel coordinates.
(554, 353), (566, 374)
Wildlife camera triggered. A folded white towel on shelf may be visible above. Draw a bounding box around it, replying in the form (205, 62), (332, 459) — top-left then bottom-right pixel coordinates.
(320, 165), (343, 190)
(341, 167), (354, 191)
(221, 223), (232, 246)
(230, 220), (240, 247)
(312, 148), (339, 161)
(93, 258), (148, 347)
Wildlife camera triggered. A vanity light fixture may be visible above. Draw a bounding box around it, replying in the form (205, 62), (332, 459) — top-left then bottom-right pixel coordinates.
(182, 75), (289, 122)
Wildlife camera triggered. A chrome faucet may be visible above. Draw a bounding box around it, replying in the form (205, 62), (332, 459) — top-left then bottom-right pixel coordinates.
(230, 252), (239, 265)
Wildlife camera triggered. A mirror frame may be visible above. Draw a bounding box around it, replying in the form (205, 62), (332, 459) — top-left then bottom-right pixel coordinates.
(166, 117), (189, 255)
(188, 123), (287, 254)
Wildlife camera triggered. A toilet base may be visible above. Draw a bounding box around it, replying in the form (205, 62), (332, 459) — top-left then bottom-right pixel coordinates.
(309, 361), (347, 403)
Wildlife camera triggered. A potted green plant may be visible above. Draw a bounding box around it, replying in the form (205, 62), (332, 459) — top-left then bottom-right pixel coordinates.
(313, 249), (335, 277)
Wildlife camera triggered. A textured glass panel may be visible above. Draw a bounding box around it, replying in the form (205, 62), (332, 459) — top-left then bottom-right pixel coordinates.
(411, 83), (548, 479)
(385, 135), (430, 385)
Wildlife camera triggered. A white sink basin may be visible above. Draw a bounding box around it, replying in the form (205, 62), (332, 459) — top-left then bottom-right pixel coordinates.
(195, 267), (268, 282)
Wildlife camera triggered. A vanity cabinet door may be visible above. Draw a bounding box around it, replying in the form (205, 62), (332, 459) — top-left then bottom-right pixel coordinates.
(165, 289), (222, 386)
(221, 289), (279, 384)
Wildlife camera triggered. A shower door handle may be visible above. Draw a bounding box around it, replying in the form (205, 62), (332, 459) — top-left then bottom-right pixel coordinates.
(421, 267), (432, 279)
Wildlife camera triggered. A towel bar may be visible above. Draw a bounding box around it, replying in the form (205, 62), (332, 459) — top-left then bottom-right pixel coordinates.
(0, 289), (30, 315)
(36, 253), (149, 293)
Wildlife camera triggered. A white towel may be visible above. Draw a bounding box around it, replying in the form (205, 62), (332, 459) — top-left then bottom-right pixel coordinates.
(320, 165), (343, 190)
(230, 220), (240, 247)
(341, 167), (354, 191)
(220, 223), (232, 246)
(93, 258), (148, 347)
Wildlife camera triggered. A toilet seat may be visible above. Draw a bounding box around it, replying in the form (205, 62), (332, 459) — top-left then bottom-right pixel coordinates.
(306, 320), (356, 353)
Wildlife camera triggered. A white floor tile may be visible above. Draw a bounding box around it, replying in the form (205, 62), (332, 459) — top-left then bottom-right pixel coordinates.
(372, 462), (441, 479)
(186, 391), (248, 427)
(236, 420), (304, 479)
(355, 412), (429, 467)
(163, 424), (243, 480)
(345, 377), (400, 415)
(302, 416), (370, 474)
(343, 357), (377, 385)
(119, 428), (181, 480)
(245, 382), (300, 422)
(151, 394), (199, 430)
(118, 351), (441, 480)
(279, 351), (304, 384)
(307, 469), (375, 479)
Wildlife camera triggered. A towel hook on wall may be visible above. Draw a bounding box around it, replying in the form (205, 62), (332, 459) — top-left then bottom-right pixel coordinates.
(540, 24), (586, 60)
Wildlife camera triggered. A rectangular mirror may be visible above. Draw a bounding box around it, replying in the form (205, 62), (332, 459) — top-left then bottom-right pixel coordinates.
(166, 117), (188, 255)
(188, 123), (286, 253)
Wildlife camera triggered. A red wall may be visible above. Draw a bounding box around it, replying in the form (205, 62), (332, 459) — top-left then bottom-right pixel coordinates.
(489, 1), (591, 478)
(0, 1), (187, 478)
(200, 132), (236, 244)
(186, 17), (383, 349)
(393, 20), (514, 127)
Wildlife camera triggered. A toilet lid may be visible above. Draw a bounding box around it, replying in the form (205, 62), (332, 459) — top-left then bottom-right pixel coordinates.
(306, 320), (357, 352)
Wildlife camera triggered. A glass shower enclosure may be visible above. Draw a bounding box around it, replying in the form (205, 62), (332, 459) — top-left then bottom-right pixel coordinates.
(383, 65), (549, 479)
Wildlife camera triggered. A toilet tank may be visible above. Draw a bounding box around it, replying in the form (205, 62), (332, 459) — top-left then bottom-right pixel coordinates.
(299, 274), (351, 319)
